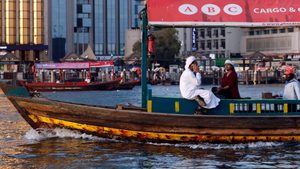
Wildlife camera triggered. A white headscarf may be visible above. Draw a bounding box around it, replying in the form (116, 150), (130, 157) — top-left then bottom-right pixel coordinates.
(184, 56), (196, 70)
(225, 60), (234, 66)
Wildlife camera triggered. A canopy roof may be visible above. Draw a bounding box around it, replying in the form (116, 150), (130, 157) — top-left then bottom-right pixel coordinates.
(0, 52), (20, 62)
(243, 51), (273, 61)
(80, 45), (97, 61)
(61, 45), (97, 62)
(35, 61), (114, 69)
(148, 0), (300, 27)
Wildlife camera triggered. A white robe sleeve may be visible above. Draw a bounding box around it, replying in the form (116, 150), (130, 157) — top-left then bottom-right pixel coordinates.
(186, 72), (201, 86)
(294, 82), (300, 99)
(195, 72), (202, 86)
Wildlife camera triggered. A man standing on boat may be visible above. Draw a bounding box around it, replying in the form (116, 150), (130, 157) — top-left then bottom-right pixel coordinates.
(283, 67), (300, 100)
(179, 56), (220, 109)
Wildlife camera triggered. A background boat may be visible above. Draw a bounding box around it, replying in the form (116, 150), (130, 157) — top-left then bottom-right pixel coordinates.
(18, 79), (121, 92)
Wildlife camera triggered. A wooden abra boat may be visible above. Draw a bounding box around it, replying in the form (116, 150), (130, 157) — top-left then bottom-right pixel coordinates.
(5, 0), (300, 143)
(4, 86), (300, 143)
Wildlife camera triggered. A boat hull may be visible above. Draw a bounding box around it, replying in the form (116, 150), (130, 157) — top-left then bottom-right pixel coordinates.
(20, 79), (121, 92)
(113, 80), (140, 90)
(8, 96), (300, 143)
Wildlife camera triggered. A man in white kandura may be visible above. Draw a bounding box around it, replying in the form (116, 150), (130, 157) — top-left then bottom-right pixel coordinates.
(179, 56), (220, 109)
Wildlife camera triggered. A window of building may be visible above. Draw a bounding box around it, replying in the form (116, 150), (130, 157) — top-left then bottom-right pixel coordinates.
(107, 0), (116, 54)
(288, 27), (294, 32)
(279, 28), (286, 33)
(207, 40), (212, 49)
(221, 39), (225, 48)
(200, 40), (205, 50)
(213, 29), (218, 37)
(221, 28), (225, 37)
(207, 29), (212, 38)
(94, 0), (104, 54)
(95, 43), (104, 55)
(271, 29), (278, 34)
(213, 39), (218, 49)
(255, 30), (262, 35)
(200, 29), (205, 38)
(263, 30), (270, 34)
(20, 0), (31, 44)
(33, 0), (44, 44)
(249, 31), (254, 36)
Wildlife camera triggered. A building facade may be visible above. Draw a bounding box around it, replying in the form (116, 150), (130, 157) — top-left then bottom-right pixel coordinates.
(241, 27), (300, 59)
(49, 0), (145, 62)
(196, 27), (243, 59)
(176, 28), (192, 59)
(0, 0), (48, 63)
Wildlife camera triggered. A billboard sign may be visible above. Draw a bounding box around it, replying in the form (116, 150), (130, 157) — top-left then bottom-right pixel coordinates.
(148, 0), (300, 27)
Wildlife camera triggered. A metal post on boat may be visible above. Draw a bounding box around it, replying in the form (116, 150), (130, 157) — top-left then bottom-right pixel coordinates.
(141, 8), (148, 108)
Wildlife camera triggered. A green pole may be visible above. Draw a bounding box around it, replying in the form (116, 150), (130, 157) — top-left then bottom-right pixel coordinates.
(141, 9), (148, 108)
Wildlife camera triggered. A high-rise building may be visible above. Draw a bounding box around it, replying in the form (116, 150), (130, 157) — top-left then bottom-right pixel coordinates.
(49, 0), (145, 62)
(0, 0), (48, 62)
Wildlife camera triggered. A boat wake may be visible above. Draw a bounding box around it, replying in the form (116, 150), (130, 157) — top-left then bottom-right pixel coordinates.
(24, 128), (105, 141)
(174, 142), (284, 150)
(24, 128), (284, 150)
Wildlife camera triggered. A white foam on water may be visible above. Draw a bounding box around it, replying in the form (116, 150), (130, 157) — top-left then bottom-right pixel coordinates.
(24, 128), (107, 141)
(148, 141), (283, 150)
(24, 128), (284, 150)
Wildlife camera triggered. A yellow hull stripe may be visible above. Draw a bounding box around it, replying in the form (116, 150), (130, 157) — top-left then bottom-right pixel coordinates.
(28, 114), (300, 142)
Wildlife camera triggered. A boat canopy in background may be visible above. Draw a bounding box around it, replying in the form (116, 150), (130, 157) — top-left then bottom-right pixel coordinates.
(35, 61), (114, 69)
(147, 0), (300, 27)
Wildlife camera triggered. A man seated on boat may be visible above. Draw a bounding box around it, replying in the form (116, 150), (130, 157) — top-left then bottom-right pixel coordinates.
(283, 67), (300, 100)
(213, 60), (241, 99)
(179, 56), (220, 111)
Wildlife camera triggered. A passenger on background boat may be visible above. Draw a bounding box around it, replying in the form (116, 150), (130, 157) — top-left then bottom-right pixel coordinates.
(213, 60), (241, 99)
(120, 69), (126, 83)
(283, 67), (300, 100)
(179, 56), (220, 109)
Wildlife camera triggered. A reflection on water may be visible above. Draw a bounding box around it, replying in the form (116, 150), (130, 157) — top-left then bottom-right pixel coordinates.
(1, 84), (299, 168)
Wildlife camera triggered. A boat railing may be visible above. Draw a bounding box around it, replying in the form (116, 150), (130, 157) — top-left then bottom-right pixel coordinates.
(223, 99), (300, 115)
(147, 89), (300, 115)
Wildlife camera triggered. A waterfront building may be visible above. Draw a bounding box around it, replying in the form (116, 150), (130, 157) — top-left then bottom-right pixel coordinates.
(0, 0), (48, 75)
(49, 0), (146, 62)
(241, 27), (300, 61)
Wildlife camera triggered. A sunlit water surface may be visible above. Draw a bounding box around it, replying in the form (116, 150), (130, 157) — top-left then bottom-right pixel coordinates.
(1, 84), (300, 169)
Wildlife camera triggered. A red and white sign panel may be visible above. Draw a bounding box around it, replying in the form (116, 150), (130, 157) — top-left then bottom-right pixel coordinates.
(89, 61), (114, 67)
(148, 0), (300, 27)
